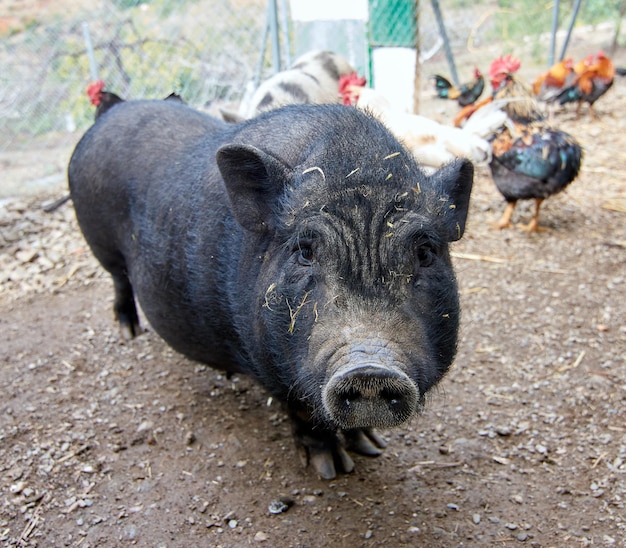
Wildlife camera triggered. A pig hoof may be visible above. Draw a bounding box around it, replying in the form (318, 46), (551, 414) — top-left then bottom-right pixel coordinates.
(294, 426), (387, 479)
(293, 427), (355, 480)
(344, 428), (387, 456)
(119, 323), (136, 341)
(309, 444), (354, 480)
(117, 317), (143, 341)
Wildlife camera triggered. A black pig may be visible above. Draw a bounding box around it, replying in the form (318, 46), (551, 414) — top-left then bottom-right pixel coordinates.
(68, 100), (473, 479)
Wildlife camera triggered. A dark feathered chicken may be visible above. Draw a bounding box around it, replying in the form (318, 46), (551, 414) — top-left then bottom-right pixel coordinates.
(86, 80), (125, 120)
(44, 83), (185, 213)
(432, 68), (484, 106)
(489, 124), (582, 230)
(46, 81), (123, 211)
(488, 56), (583, 231)
(456, 55), (583, 231)
(86, 80), (185, 121)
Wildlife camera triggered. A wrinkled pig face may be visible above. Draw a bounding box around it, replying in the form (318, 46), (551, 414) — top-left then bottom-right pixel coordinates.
(224, 147), (473, 431)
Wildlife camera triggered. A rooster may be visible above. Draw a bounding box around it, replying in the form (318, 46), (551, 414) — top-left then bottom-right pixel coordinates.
(532, 58), (575, 100)
(458, 55), (583, 231)
(451, 59), (515, 128)
(86, 80), (185, 121)
(86, 80), (125, 120)
(532, 58), (575, 120)
(44, 83), (184, 213)
(554, 51), (615, 120)
(432, 68), (485, 106)
(339, 72), (366, 105)
(47, 80), (124, 212)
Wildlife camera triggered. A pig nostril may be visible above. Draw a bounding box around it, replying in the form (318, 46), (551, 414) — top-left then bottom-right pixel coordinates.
(380, 388), (402, 407)
(341, 387), (361, 407)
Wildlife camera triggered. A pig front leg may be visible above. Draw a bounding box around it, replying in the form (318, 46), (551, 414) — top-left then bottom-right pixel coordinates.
(288, 408), (387, 480)
(112, 273), (140, 340)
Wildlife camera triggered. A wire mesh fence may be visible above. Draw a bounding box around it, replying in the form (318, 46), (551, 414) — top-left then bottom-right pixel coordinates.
(0, 0), (270, 153)
(0, 0), (623, 160)
(0, 0), (460, 155)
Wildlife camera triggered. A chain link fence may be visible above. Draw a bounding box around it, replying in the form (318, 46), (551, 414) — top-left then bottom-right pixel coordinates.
(0, 0), (623, 195)
(0, 0), (475, 155)
(1, 0), (269, 152)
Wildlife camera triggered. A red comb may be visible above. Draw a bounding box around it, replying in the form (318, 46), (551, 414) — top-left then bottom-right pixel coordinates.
(338, 72), (367, 105)
(86, 80), (105, 106)
(489, 54), (521, 79)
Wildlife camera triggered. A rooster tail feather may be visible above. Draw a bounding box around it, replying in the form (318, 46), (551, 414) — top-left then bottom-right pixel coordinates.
(556, 85), (582, 105)
(433, 74), (453, 89)
(432, 74), (454, 98)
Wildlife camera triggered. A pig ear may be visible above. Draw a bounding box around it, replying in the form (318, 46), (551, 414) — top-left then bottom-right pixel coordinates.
(431, 158), (474, 242)
(216, 143), (289, 233)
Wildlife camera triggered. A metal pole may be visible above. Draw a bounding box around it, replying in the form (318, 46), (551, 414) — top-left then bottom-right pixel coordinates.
(254, 19), (269, 87)
(430, 0), (458, 86)
(413, 0), (420, 114)
(548, 0), (560, 66)
(268, 0), (281, 73)
(558, 0), (583, 61)
(82, 22), (99, 82)
(279, 0), (291, 67)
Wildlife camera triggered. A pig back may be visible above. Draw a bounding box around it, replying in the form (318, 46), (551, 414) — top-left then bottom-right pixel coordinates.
(68, 100), (247, 368)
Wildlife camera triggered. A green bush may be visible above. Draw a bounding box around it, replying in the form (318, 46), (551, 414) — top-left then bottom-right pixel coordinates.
(492, 0), (623, 42)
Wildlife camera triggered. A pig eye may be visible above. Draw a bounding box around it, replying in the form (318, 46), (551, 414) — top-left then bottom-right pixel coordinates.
(417, 245), (436, 268)
(294, 232), (317, 266)
(411, 234), (437, 270)
(295, 243), (314, 266)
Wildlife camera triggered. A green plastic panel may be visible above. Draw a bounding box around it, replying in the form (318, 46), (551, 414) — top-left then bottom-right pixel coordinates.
(368, 0), (417, 47)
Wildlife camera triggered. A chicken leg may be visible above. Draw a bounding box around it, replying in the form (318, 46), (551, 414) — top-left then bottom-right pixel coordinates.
(518, 198), (545, 232)
(496, 201), (516, 229)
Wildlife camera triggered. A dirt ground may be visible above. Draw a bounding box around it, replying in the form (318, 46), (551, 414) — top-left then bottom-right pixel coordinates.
(2, 58), (626, 548)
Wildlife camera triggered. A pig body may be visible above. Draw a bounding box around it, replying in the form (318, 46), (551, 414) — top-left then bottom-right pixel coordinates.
(226, 50), (355, 122)
(68, 100), (473, 479)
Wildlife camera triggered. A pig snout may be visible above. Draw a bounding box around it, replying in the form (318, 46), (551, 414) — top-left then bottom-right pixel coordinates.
(323, 363), (419, 430)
